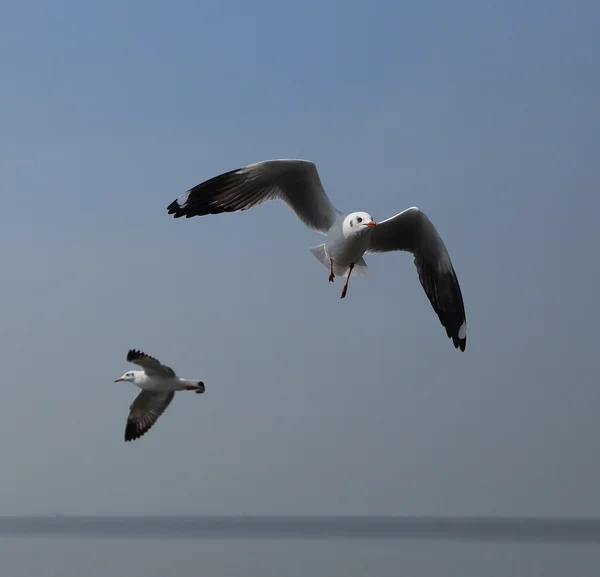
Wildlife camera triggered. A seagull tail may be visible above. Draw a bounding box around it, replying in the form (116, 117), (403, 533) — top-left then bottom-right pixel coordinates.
(350, 257), (371, 277)
(183, 380), (205, 394)
(310, 243), (330, 269)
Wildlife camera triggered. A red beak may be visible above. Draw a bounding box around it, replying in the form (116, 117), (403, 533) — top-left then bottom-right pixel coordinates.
(366, 220), (377, 228)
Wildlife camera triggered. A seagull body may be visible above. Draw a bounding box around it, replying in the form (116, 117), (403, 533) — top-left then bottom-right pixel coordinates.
(114, 349), (205, 442)
(167, 159), (467, 351)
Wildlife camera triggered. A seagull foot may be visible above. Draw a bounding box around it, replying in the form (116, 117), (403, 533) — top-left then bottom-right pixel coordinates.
(328, 272), (335, 283)
(340, 286), (348, 299)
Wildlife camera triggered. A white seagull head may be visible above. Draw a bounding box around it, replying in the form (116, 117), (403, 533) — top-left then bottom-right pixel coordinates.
(342, 212), (377, 238)
(114, 370), (138, 384)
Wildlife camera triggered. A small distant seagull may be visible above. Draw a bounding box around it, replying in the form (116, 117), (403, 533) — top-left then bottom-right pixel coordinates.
(167, 159), (467, 351)
(114, 349), (205, 442)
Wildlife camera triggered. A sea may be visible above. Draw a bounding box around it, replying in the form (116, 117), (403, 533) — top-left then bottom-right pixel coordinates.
(2, 516), (600, 577)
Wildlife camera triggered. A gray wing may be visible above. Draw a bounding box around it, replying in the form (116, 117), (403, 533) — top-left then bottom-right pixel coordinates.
(125, 390), (175, 442)
(368, 207), (467, 351)
(126, 349), (176, 378)
(167, 159), (341, 234)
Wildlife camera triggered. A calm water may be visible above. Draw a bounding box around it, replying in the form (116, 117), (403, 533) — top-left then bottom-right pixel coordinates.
(2, 517), (600, 577)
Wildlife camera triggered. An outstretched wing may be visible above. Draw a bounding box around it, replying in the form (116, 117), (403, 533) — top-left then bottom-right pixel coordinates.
(368, 207), (467, 351)
(126, 349), (176, 378)
(167, 159), (341, 234)
(125, 390), (175, 442)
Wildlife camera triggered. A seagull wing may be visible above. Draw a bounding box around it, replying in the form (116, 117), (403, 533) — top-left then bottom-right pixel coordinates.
(167, 159), (341, 234)
(125, 390), (175, 442)
(126, 349), (176, 378)
(368, 207), (467, 351)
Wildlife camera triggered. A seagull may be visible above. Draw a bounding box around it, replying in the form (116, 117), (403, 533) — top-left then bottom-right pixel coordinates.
(167, 159), (467, 351)
(114, 349), (206, 442)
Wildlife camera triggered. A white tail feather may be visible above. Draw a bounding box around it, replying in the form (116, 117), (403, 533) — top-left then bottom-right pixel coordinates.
(310, 244), (329, 269)
(348, 257), (371, 277)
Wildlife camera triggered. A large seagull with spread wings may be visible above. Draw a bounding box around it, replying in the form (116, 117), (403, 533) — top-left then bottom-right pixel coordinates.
(167, 159), (467, 351)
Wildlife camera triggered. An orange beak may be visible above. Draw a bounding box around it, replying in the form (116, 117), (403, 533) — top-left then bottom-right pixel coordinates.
(366, 220), (377, 228)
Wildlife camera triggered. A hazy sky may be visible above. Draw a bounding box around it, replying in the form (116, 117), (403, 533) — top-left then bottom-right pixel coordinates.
(0, 0), (598, 516)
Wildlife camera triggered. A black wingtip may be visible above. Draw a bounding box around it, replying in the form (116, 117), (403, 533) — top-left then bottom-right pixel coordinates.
(440, 268), (467, 353)
(166, 168), (254, 220)
(124, 423), (140, 442)
(447, 324), (466, 351)
(167, 199), (186, 218)
(195, 381), (206, 394)
(447, 319), (466, 352)
(419, 260), (467, 353)
(125, 418), (154, 442)
(126, 349), (143, 362)
(453, 336), (467, 352)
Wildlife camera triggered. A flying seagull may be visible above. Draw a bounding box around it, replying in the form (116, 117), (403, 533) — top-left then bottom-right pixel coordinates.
(167, 159), (467, 351)
(114, 349), (206, 442)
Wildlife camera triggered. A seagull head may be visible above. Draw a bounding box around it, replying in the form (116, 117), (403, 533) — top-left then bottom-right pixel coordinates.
(342, 212), (377, 237)
(114, 371), (137, 384)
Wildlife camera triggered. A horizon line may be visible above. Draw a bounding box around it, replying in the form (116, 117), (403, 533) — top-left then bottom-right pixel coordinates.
(3, 514), (600, 520)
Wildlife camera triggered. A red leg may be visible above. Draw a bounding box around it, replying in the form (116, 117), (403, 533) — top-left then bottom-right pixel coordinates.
(329, 258), (335, 282)
(340, 263), (354, 299)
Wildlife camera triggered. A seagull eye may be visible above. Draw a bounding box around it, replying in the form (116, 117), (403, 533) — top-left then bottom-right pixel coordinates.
(357, 217), (363, 223)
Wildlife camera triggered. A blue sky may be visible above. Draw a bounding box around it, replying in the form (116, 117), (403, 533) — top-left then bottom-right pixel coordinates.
(0, 0), (598, 516)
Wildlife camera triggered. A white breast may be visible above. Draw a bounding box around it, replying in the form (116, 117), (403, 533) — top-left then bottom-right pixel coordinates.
(326, 233), (371, 269)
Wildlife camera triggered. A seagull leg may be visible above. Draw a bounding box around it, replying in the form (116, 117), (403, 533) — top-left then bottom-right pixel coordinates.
(340, 264), (354, 299)
(329, 259), (335, 282)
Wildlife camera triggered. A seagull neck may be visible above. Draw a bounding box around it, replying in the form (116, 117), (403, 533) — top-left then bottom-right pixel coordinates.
(134, 371), (150, 385)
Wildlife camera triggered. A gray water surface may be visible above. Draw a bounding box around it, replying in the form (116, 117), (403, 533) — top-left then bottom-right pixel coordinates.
(2, 517), (599, 577)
